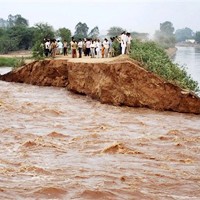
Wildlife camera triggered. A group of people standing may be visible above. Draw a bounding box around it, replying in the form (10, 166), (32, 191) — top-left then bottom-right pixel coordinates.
(70, 38), (108, 58)
(43, 39), (65, 58)
(42, 31), (132, 59)
(70, 31), (132, 59)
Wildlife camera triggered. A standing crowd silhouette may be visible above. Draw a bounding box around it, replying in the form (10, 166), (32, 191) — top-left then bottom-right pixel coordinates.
(42, 31), (132, 59)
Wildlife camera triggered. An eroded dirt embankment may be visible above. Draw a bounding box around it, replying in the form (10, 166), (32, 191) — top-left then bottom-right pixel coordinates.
(0, 57), (200, 114)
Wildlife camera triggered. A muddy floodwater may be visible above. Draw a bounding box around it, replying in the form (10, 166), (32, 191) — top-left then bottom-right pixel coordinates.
(0, 68), (200, 200)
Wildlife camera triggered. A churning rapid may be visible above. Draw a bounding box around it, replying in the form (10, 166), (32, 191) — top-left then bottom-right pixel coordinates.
(0, 67), (200, 199)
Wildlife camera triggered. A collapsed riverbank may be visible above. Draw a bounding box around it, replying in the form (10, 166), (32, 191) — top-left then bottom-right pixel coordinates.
(0, 55), (200, 114)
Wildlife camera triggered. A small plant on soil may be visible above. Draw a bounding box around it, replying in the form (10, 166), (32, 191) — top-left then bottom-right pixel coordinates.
(12, 57), (26, 69)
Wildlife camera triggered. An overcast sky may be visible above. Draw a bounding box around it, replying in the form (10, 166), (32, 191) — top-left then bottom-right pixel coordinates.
(1, 0), (200, 36)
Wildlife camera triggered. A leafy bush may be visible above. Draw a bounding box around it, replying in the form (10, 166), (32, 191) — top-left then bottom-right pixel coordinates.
(130, 39), (199, 92)
(32, 41), (45, 60)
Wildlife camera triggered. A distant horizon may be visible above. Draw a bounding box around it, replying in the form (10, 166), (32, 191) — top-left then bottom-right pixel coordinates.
(1, 0), (200, 37)
(0, 14), (198, 39)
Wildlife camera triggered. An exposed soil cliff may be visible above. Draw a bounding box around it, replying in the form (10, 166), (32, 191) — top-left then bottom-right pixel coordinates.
(0, 56), (200, 114)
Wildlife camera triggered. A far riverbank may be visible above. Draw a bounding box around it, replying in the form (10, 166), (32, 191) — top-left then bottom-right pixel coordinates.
(176, 42), (200, 48)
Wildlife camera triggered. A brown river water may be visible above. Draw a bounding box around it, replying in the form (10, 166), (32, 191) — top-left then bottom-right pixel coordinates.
(0, 67), (200, 200)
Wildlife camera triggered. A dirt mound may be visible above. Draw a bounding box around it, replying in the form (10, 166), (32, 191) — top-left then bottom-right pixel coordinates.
(0, 57), (200, 113)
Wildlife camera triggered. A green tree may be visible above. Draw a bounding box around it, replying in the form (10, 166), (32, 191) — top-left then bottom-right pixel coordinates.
(7, 25), (33, 50)
(107, 26), (125, 37)
(56, 27), (71, 43)
(32, 23), (55, 43)
(74, 22), (89, 39)
(7, 14), (16, 27)
(175, 27), (194, 42)
(0, 15), (32, 53)
(0, 28), (6, 37)
(0, 14), (28, 28)
(0, 35), (18, 53)
(88, 26), (99, 39)
(31, 23), (55, 59)
(154, 21), (176, 48)
(7, 14), (28, 27)
(195, 31), (200, 43)
(0, 18), (7, 28)
(15, 16), (29, 27)
(160, 21), (174, 36)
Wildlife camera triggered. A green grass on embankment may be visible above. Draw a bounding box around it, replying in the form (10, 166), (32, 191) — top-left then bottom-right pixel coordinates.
(130, 39), (199, 93)
(0, 57), (26, 68)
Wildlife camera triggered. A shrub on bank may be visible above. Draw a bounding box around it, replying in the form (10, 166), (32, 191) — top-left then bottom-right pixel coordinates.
(130, 39), (199, 93)
(32, 41), (45, 60)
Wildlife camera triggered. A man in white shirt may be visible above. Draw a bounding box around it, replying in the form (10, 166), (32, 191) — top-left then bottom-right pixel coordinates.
(120, 31), (127, 54)
(57, 40), (63, 55)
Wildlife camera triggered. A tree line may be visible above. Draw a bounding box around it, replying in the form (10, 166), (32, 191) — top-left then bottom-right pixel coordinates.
(154, 21), (200, 48)
(0, 14), (200, 54)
